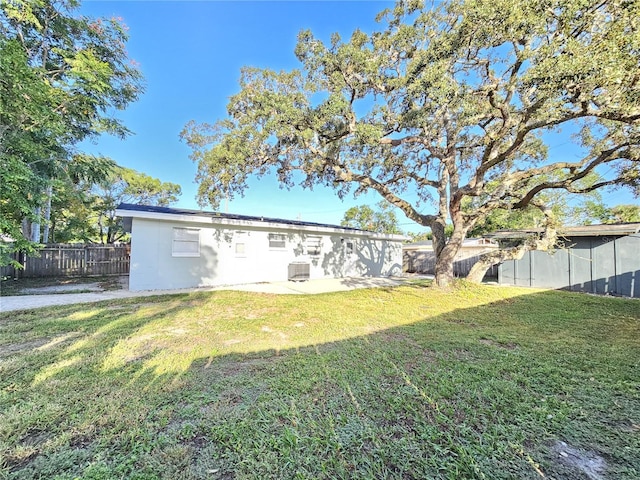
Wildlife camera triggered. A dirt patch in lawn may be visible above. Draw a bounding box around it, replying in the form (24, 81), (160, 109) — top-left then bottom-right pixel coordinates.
(0, 332), (84, 358)
(479, 338), (518, 349)
(19, 283), (104, 294)
(550, 440), (607, 480)
(1, 276), (127, 296)
(0, 339), (48, 358)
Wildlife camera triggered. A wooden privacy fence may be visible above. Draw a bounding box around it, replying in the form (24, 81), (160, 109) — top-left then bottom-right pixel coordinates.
(404, 251), (498, 280)
(1, 244), (130, 278)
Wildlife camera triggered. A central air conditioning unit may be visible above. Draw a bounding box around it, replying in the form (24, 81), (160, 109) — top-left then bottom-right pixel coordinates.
(288, 262), (310, 281)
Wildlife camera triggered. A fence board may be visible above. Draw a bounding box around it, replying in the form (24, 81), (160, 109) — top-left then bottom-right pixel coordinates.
(1, 244), (129, 278)
(404, 250), (498, 280)
(499, 234), (640, 297)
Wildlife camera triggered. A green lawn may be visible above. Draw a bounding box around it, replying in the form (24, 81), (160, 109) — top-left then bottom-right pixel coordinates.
(1, 282), (638, 479)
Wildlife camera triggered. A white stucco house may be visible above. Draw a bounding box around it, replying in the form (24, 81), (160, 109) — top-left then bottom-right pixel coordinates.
(115, 203), (406, 291)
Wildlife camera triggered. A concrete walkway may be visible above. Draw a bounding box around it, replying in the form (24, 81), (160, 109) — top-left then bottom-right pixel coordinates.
(0, 276), (430, 313)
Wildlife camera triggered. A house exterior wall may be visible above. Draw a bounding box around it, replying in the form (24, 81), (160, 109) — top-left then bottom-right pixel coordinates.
(498, 234), (640, 297)
(128, 217), (403, 291)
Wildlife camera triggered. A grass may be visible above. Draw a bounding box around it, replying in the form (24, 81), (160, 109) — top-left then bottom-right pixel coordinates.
(0, 281), (638, 479)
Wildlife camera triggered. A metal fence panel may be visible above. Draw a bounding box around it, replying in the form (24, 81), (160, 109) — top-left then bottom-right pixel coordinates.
(592, 237), (617, 295)
(498, 234), (640, 298)
(614, 235), (640, 298)
(499, 258), (516, 286)
(568, 238), (593, 293)
(531, 249), (570, 289)
(514, 251), (531, 286)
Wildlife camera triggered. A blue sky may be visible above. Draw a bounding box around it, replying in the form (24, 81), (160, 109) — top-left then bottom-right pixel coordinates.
(80, 1), (635, 232)
(80, 0), (411, 228)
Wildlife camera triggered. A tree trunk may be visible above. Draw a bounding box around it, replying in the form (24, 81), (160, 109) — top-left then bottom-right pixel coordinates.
(432, 205), (469, 287)
(430, 219), (446, 259)
(42, 184), (53, 243)
(466, 245), (528, 283)
(434, 231), (465, 288)
(97, 213), (106, 244)
(21, 218), (31, 241)
(50, 218), (56, 243)
(430, 218), (453, 287)
(435, 247), (455, 287)
(31, 207), (41, 243)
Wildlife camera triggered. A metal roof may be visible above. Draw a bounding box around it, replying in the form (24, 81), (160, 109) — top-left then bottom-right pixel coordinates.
(487, 222), (640, 240)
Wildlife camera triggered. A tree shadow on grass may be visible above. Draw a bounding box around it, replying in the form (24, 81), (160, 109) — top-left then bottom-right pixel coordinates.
(1, 287), (638, 479)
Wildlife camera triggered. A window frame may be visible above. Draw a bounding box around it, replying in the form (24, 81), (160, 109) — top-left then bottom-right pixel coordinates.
(172, 227), (200, 257)
(235, 231), (248, 257)
(268, 233), (286, 249)
(305, 236), (322, 256)
(346, 240), (354, 255)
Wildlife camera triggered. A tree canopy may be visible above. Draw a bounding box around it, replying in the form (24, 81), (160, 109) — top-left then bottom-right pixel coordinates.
(181, 0), (640, 286)
(27, 164), (182, 244)
(577, 201), (640, 224)
(341, 201), (403, 234)
(92, 167), (182, 243)
(0, 0), (143, 262)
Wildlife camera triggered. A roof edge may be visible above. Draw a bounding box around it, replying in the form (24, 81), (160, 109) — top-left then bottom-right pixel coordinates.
(486, 222), (640, 239)
(115, 203), (408, 241)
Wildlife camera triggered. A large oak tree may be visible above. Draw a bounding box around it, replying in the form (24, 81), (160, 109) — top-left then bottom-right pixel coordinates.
(182, 0), (640, 286)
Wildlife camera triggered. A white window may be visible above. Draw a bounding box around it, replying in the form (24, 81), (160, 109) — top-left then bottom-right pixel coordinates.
(268, 233), (286, 249)
(235, 231), (247, 257)
(305, 236), (322, 256)
(172, 227), (200, 257)
(346, 241), (354, 255)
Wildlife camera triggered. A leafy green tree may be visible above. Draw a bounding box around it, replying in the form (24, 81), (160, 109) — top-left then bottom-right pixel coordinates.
(93, 167), (182, 243)
(45, 158), (116, 243)
(45, 179), (98, 243)
(466, 207), (543, 238)
(0, 37), (63, 262)
(36, 164), (182, 244)
(341, 201), (403, 234)
(406, 231), (431, 243)
(182, 0), (639, 286)
(576, 201), (640, 224)
(466, 192), (573, 237)
(610, 204), (640, 223)
(577, 200), (612, 225)
(406, 228), (454, 243)
(0, 0), (143, 262)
